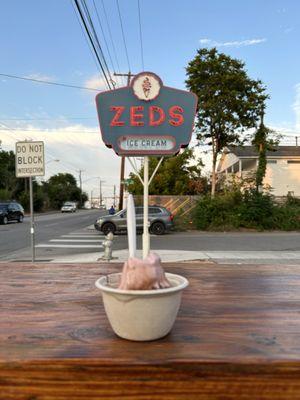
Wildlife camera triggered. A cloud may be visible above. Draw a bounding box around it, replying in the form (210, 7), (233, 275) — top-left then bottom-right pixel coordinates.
(84, 74), (108, 91)
(84, 73), (124, 91)
(199, 38), (267, 48)
(0, 123), (123, 200)
(24, 73), (56, 82)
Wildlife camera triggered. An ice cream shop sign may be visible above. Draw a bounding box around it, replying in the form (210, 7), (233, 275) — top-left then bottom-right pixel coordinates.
(95, 72), (198, 156)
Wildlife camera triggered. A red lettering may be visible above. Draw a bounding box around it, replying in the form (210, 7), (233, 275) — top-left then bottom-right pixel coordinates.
(169, 106), (184, 126)
(149, 106), (165, 126)
(130, 106), (144, 126)
(110, 106), (125, 126)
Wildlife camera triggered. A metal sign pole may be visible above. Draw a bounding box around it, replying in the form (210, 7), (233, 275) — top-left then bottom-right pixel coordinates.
(29, 176), (35, 262)
(142, 156), (150, 259)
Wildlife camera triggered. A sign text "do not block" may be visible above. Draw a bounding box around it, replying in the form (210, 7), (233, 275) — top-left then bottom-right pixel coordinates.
(15, 141), (45, 177)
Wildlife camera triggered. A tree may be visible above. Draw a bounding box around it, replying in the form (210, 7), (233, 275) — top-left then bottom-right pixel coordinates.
(0, 149), (26, 200)
(252, 111), (280, 191)
(46, 173), (86, 209)
(186, 48), (268, 196)
(127, 149), (208, 195)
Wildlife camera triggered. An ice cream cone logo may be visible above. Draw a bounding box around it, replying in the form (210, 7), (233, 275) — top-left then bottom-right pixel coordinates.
(132, 72), (162, 101)
(142, 77), (151, 98)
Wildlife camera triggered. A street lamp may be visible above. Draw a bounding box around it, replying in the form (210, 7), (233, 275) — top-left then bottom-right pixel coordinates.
(46, 159), (60, 165)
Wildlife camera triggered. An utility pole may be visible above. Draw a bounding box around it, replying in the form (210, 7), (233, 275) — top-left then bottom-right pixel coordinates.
(99, 179), (105, 206)
(114, 72), (135, 210)
(113, 185), (116, 207)
(77, 169), (84, 207)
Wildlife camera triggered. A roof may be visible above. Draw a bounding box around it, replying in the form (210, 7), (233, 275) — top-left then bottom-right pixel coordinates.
(227, 146), (300, 158)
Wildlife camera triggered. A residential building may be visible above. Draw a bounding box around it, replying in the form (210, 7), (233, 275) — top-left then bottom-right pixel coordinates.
(217, 146), (300, 196)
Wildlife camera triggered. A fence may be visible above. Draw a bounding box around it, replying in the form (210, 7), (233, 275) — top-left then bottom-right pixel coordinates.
(133, 195), (200, 216)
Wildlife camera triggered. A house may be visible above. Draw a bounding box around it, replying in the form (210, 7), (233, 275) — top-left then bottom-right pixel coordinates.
(217, 146), (300, 196)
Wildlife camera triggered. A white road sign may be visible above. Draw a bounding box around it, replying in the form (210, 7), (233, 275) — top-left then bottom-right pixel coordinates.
(15, 141), (45, 177)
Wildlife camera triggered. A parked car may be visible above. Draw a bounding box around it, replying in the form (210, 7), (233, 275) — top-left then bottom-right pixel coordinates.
(0, 201), (24, 224)
(94, 205), (174, 235)
(61, 202), (77, 213)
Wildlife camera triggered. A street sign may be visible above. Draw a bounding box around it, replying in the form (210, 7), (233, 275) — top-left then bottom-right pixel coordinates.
(15, 140), (45, 262)
(15, 141), (45, 177)
(95, 72), (198, 156)
(121, 179), (134, 185)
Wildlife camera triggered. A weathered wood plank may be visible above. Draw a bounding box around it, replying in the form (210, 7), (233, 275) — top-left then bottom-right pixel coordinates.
(1, 262), (300, 399)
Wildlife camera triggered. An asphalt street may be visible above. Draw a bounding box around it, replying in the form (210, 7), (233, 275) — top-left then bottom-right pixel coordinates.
(1, 210), (300, 263)
(0, 209), (104, 261)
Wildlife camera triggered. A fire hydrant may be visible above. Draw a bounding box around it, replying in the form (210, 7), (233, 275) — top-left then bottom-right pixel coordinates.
(102, 231), (114, 261)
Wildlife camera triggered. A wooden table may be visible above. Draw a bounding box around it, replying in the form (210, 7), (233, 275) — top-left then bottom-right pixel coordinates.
(1, 262), (300, 399)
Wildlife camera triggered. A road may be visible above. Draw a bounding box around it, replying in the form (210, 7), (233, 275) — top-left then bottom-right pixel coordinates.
(1, 211), (300, 263)
(0, 209), (104, 261)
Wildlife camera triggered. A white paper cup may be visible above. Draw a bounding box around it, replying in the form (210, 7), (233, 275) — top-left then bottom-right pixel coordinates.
(95, 272), (189, 341)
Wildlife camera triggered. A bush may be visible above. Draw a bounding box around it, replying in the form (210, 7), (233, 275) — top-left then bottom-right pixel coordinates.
(193, 190), (300, 231)
(194, 191), (242, 230)
(18, 189), (45, 212)
(273, 204), (300, 230)
(0, 188), (12, 201)
(238, 190), (275, 230)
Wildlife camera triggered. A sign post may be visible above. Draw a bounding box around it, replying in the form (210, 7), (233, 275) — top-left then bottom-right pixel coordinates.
(15, 141), (45, 262)
(96, 72), (197, 258)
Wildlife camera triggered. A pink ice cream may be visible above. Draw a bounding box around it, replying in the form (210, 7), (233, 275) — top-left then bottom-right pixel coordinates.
(118, 252), (171, 290)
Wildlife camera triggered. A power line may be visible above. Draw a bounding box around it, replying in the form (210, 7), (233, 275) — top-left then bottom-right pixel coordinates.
(137, 0), (144, 70)
(0, 127), (98, 134)
(0, 117), (95, 121)
(70, 0), (104, 76)
(0, 72), (100, 91)
(80, 0), (115, 86)
(73, 0), (112, 90)
(100, 0), (124, 85)
(116, 0), (131, 72)
(92, 0), (116, 74)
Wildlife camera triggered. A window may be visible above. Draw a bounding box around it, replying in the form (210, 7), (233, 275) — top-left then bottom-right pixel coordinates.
(267, 160), (277, 164)
(287, 160), (300, 164)
(149, 207), (162, 214)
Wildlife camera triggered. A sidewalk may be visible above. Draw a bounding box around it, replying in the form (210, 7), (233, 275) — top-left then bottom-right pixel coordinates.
(49, 248), (300, 264)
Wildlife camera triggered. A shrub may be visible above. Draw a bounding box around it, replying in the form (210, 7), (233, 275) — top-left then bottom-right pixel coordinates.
(238, 190), (275, 230)
(193, 190), (300, 231)
(194, 191), (242, 230)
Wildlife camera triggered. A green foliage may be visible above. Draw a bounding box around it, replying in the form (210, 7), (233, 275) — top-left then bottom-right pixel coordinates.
(127, 149), (208, 196)
(238, 190), (275, 229)
(18, 185), (45, 212)
(173, 208), (197, 231)
(194, 190), (300, 231)
(18, 192), (30, 211)
(185, 48), (268, 195)
(252, 113), (280, 190)
(286, 193), (300, 207)
(0, 150), (19, 197)
(0, 188), (11, 201)
(45, 173), (83, 209)
(194, 191), (242, 230)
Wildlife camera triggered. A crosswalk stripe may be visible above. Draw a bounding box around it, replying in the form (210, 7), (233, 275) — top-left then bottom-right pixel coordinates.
(36, 244), (103, 248)
(60, 235), (103, 238)
(50, 239), (103, 243)
(69, 231), (99, 234)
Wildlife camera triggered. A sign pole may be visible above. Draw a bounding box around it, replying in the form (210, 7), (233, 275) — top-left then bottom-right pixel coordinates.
(29, 176), (35, 262)
(142, 156), (150, 259)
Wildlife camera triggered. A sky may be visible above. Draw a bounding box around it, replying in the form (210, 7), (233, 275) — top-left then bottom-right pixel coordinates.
(0, 0), (299, 203)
